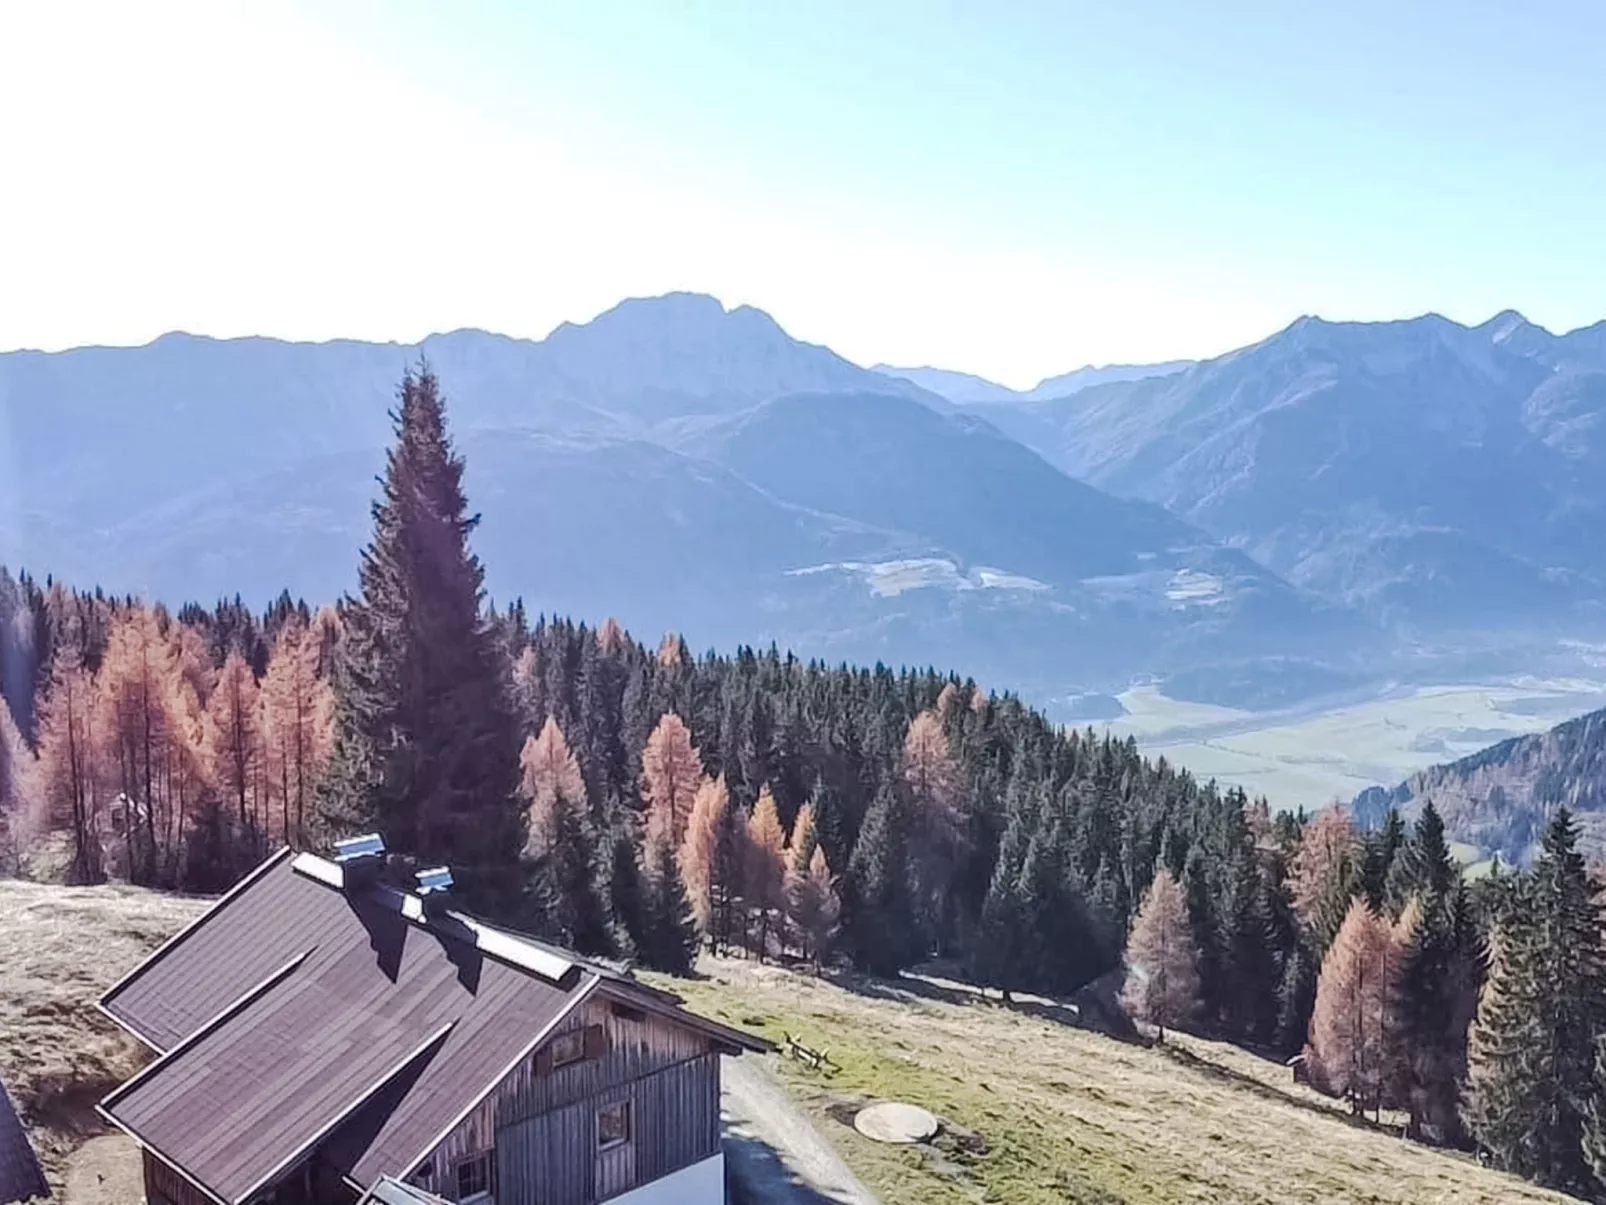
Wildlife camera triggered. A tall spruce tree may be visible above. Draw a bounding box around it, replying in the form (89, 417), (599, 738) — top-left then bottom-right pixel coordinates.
(847, 779), (922, 973)
(1467, 809), (1606, 1194)
(1382, 801), (1478, 1142)
(316, 366), (524, 917)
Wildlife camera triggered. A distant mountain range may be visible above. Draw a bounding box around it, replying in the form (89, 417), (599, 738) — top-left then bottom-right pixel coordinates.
(1354, 704), (1606, 864)
(3, 293), (1603, 717)
(972, 311), (1606, 638)
(872, 359), (1193, 403)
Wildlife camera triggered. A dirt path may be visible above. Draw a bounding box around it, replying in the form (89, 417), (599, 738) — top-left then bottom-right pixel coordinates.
(722, 1055), (878, 1205)
(61, 1132), (142, 1205)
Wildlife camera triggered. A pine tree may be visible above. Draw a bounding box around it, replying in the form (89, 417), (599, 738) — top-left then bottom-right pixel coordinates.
(1467, 809), (1606, 1194)
(968, 782), (1038, 999)
(1120, 868), (1202, 1040)
(846, 780), (922, 974)
(530, 786), (609, 954)
(1384, 800), (1456, 912)
(1384, 803), (1475, 1143)
(641, 824), (699, 974)
(1358, 809), (1406, 911)
(316, 366), (524, 917)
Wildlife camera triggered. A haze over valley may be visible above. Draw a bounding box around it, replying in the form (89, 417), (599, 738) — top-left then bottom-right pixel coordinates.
(5, 292), (1606, 816)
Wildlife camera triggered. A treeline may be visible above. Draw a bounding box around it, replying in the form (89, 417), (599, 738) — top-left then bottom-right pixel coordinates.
(4, 364), (1605, 1201)
(0, 572), (336, 888)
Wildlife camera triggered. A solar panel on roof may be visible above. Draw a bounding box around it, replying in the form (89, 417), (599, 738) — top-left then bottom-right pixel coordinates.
(335, 833), (387, 862)
(414, 867), (453, 895)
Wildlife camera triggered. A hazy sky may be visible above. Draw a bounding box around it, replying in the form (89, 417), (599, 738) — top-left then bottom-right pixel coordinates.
(4, 1), (1604, 387)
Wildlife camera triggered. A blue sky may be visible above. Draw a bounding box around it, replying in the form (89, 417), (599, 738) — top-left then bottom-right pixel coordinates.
(3, 1), (1604, 384)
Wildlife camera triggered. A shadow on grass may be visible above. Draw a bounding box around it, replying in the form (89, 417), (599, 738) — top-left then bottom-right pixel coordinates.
(1153, 1039), (1401, 1137)
(822, 967), (978, 1010)
(824, 962), (1150, 1049)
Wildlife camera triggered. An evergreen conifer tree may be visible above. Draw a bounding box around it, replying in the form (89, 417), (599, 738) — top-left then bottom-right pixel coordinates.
(316, 366), (524, 917)
(846, 779), (922, 973)
(1467, 809), (1606, 1194)
(1385, 803), (1476, 1142)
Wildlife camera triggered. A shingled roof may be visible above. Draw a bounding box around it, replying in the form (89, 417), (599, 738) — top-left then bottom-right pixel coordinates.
(0, 1077), (49, 1205)
(97, 848), (764, 1205)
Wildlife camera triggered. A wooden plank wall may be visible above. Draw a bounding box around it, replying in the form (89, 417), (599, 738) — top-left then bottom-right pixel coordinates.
(414, 996), (721, 1204)
(493, 1055), (720, 1205)
(142, 1148), (211, 1205)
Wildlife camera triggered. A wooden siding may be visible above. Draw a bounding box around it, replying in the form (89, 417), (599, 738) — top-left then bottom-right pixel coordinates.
(493, 1055), (721, 1205)
(142, 1148), (213, 1205)
(413, 998), (720, 1204)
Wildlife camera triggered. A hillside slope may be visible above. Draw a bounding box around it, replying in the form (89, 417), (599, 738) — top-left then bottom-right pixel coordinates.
(1354, 705), (1606, 864)
(0, 879), (1573, 1205)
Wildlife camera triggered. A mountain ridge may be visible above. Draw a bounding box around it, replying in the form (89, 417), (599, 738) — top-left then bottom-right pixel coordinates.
(1353, 703), (1606, 864)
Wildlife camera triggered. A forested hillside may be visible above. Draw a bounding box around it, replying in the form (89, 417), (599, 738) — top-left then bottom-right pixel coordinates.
(6, 364), (1606, 1201)
(1354, 705), (1606, 863)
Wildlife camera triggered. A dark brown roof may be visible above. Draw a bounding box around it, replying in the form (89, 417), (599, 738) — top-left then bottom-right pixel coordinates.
(0, 1078), (49, 1205)
(97, 849), (764, 1204)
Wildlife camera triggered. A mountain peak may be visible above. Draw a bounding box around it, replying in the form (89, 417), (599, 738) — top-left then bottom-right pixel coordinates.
(1479, 309), (1543, 344)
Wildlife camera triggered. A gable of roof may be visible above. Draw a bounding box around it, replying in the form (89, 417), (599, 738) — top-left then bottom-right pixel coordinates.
(0, 1078), (49, 1205)
(97, 849), (765, 1204)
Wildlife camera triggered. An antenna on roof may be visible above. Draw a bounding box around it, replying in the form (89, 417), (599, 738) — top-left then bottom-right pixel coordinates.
(334, 833), (387, 890)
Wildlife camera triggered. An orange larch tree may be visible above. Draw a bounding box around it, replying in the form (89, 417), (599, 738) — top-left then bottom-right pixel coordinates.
(518, 716), (586, 859)
(787, 800), (819, 876)
(96, 606), (183, 884)
(680, 774), (745, 953)
(786, 846), (841, 970)
(1119, 868), (1202, 1040)
(641, 712), (703, 855)
(33, 646), (105, 884)
(1307, 897), (1399, 1116)
(207, 651), (262, 845)
(903, 708), (969, 936)
(745, 785), (787, 960)
(0, 693), (35, 872)
(261, 616), (335, 848)
(1290, 804), (1360, 943)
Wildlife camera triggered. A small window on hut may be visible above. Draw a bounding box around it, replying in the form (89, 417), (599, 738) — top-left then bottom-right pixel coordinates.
(454, 1152), (491, 1202)
(550, 1028), (586, 1069)
(598, 1101), (632, 1150)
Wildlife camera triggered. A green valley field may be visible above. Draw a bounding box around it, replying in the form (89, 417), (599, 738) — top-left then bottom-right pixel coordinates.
(1106, 677), (1606, 814)
(0, 878), (1576, 1205)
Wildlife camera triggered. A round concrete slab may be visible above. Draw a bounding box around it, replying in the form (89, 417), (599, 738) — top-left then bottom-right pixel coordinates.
(853, 1101), (940, 1144)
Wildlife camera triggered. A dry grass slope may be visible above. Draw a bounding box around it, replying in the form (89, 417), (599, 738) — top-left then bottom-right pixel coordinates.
(0, 879), (1581, 1205)
(644, 958), (1578, 1205)
(0, 879), (207, 1189)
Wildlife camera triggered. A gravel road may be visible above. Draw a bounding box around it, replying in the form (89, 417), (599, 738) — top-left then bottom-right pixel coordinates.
(722, 1055), (878, 1205)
